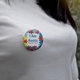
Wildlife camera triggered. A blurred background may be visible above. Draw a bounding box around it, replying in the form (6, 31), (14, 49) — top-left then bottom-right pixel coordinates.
(68, 0), (80, 79)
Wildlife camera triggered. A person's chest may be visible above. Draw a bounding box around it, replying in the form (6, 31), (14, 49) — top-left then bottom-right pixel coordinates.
(0, 2), (78, 80)
(0, 2), (78, 61)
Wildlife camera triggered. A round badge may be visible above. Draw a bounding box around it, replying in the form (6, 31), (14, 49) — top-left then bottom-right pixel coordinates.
(22, 29), (43, 51)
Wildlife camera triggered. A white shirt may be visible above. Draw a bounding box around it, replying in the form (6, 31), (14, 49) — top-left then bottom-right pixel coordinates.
(0, 0), (79, 80)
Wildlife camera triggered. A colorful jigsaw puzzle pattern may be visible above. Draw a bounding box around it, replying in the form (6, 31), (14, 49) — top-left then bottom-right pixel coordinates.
(23, 29), (43, 51)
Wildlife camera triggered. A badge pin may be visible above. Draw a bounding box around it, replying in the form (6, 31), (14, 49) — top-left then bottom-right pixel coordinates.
(23, 29), (43, 51)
